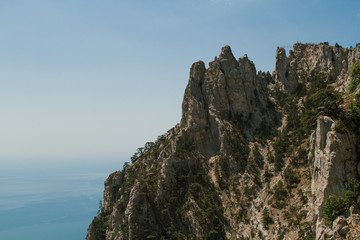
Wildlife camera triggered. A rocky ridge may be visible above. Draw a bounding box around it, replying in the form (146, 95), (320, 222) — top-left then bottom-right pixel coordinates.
(87, 43), (360, 240)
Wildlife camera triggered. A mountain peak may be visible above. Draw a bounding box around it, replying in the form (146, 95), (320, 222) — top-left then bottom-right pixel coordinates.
(219, 45), (235, 60)
(87, 43), (360, 240)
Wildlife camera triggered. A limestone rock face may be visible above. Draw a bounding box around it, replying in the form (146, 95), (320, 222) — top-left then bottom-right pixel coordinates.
(309, 116), (358, 239)
(180, 46), (276, 155)
(275, 44), (360, 92)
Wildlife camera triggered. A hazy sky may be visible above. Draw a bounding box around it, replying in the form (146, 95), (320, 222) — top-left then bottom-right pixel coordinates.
(1, 0), (360, 162)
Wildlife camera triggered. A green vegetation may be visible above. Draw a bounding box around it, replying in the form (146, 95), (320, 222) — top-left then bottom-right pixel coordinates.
(158, 158), (226, 239)
(273, 130), (288, 171)
(349, 60), (360, 93)
(298, 221), (316, 240)
(174, 135), (196, 158)
(346, 93), (360, 135)
(263, 166), (273, 183)
(272, 71), (346, 172)
(122, 161), (130, 169)
(271, 181), (289, 209)
(130, 141), (157, 162)
(283, 166), (300, 188)
(223, 125), (249, 173)
(216, 121), (254, 189)
(334, 119), (347, 134)
(322, 179), (360, 226)
(247, 145), (264, 186)
(237, 200), (249, 222)
(335, 42), (342, 48)
(111, 154), (227, 239)
(322, 195), (347, 226)
(215, 155), (230, 189)
(97, 200), (102, 215)
(262, 207), (273, 229)
(270, 69), (360, 232)
(107, 126), (227, 239)
(130, 129), (172, 163)
(242, 184), (258, 201)
(284, 206), (307, 227)
(304, 88), (343, 118)
(90, 211), (111, 240)
(295, 86), (343, 140)
(277, 227), (286, 240)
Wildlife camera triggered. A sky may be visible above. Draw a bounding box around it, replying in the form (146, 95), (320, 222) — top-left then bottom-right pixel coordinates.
(1, 0), (360, 163)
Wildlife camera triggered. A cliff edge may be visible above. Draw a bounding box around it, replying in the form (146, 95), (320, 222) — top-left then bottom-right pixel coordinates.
(87, 43), (360, 240)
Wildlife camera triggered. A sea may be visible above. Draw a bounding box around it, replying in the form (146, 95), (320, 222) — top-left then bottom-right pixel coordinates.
(0, 157), (126, 240)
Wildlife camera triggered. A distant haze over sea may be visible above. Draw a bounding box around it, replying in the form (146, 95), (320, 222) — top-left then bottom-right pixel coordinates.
(0, 157), (126, 240)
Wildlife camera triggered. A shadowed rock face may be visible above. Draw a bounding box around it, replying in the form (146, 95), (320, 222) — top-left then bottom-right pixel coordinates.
(86, 43), (360, 240)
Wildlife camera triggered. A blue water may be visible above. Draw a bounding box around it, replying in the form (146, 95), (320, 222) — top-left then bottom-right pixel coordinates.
(0, 158), (125, 240)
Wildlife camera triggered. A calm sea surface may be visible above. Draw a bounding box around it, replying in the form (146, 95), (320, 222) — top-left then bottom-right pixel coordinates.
(0, 158), (125, 240)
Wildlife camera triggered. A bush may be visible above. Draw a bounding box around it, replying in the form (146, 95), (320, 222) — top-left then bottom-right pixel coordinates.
(263, 166), (273, 183)
(273, 130), (288, 171)
(322, 179), (360, 226)
(174, 135), (196, 158)
(322, 195), (347, 226)
(349, 60), (360, 93)
(123, 162), (130, 169)
(262, 207), (273, 229)
(272, 181), (289, 209)
(188, 183), (203, 199)
(130, 141), (157, 162)
(283, 166), (300, 188)
(344, 179), (360, 206)
(347, 94), (360, 133)
(335, 42), (342, 48)
(247, 145), (264, 186)
(305, 88), (343, 116)
(334, 119), (347, 134)
(306, 71), (328, 95)
(301, 88), (343, 135)
(223, 125), (250, 172)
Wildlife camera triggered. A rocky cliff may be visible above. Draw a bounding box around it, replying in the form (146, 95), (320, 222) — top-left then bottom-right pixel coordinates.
(86, 43), (360, 240)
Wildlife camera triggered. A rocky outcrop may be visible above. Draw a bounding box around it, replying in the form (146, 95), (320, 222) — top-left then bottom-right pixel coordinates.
(308, 116), (358, 239)
(319, 208), (360, 240)
(180, 46), (277, 155)
(87, 43), (360, 240)
(274, 43), (360, 92)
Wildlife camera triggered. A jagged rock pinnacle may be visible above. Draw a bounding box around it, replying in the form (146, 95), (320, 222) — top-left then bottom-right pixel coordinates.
(219, 45), (236, 60)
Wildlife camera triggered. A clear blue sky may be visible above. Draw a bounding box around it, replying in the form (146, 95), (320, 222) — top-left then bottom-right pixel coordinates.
(1, 0), (359, 162)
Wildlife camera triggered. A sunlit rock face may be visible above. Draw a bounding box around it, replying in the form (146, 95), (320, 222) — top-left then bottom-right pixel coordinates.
(308, 116), (358, 239)
(274, 43), (360, 92)
(180, 45), (277, 156)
